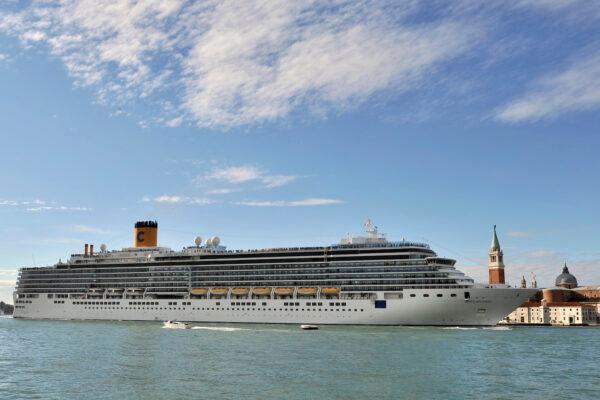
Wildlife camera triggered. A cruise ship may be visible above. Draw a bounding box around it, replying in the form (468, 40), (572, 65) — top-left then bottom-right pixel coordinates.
(13, 221), (537, 325)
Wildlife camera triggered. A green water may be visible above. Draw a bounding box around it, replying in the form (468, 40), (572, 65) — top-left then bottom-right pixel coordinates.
(0, 317), (598, 399)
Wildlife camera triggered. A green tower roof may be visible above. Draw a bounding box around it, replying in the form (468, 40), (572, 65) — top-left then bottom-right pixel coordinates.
(491, 225), (500, 251)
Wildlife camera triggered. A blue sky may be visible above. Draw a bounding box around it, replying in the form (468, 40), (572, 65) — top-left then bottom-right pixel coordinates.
(1, 1), (600, 303)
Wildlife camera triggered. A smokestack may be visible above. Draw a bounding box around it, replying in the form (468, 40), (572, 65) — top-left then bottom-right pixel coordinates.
(84, 243), (89, 256)
(134, 221), (158, 248)
(90, 244), (94, 256)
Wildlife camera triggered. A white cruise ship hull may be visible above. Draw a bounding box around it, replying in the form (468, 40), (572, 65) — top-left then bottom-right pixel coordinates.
(13, 287), (536, 326)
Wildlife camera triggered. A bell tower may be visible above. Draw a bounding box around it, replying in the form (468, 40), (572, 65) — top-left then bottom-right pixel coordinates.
(488, 225), (505, 285)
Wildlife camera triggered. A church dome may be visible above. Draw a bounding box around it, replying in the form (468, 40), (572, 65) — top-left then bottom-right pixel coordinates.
(555, 263), (578, 288)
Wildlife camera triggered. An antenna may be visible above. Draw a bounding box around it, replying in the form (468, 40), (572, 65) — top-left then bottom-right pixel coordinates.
(364, 218), (378, 239)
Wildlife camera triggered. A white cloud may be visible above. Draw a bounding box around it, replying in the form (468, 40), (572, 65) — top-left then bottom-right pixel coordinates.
(204, 166), (263, 184)
(0, 199), (89, 211)
(0, 1), (480, 128)
(496, 53), (600, 122)
(143, 195), (212, 205)
(199, 165), (298, 189)
(21, 30), (46, 42)
(205, 188), (240, 195)
(26, 206), (91, 212)
(235, 198), (343, 207)
(0, 280), (16, 287)
(261, 175), (298, 189)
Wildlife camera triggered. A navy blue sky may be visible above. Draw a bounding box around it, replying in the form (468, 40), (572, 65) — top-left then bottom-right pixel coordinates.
(1, 1), (600, 303)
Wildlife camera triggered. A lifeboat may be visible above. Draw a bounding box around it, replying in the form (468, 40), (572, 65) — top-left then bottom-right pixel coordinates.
(320, 287), (340, 295)
(297, 287), (318, 296)
(190, 288), (208, 296)
(126, 288), (145, 293)
(210, 287), (229, 297)
(274, 287), (294, 297)
(88, 288), (105, 293)
(231, 287), (249, 296)
(107, 288), (124, 293)
(252, 287), (272, 296)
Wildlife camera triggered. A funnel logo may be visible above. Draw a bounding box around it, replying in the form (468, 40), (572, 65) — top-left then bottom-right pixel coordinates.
(137, 231), (145, 243)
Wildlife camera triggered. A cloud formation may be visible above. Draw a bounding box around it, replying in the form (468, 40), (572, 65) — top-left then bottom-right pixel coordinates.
(0, 1), (479, 128)
(143, 195), (212, 205)
(198, 165), (297, 189)
(0, 199), (90, 212)
(235, 198), (343, 207)
(496, 53), (600, 122)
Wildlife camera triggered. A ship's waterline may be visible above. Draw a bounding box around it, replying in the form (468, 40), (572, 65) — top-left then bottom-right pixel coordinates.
(13, 220), (537, 325)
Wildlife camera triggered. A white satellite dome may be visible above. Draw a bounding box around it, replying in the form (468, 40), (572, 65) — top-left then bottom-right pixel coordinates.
(100, 244), (107, 252)
(194, 236), (202, 247)
(212, 236), (220, 246)
(206, 237), (214, 246)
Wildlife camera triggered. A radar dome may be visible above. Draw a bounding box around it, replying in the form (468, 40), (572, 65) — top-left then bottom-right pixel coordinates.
(212, 236), (220, 246)
(206, 237), (214, 246)
(100, 244), (107, 252)
(194, 236), (202, 246)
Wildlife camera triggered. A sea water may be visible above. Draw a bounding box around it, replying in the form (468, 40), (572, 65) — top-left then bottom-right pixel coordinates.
(1, 317), (598, 399)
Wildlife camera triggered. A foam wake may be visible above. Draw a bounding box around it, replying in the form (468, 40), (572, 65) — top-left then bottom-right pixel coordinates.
(191, 326), (245, 332)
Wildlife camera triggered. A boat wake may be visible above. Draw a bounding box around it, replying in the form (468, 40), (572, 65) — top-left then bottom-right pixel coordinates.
(441, 327), (479, 330)
(190, 326), (246, 332)
(442, 326), (512, 331)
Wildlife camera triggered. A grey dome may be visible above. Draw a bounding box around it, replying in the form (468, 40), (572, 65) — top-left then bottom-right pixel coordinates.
(555, 264), (577, 287)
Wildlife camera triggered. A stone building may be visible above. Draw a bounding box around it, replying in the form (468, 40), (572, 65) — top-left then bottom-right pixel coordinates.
(504, 264), (600, 326)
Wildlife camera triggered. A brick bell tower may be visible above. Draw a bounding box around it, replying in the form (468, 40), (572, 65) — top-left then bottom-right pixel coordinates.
(488, 225), (506, 285)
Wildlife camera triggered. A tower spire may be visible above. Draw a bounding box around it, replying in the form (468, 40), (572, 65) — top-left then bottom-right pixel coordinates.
(491, 224), (500, 251)
(488, 225), (505, 285)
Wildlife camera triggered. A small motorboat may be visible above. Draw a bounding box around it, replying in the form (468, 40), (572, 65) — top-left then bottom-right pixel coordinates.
(163, 320), (191, 329)
(300, 324), (319, 330)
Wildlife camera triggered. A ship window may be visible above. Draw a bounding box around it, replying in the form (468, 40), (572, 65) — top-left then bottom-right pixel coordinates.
(295, 302), (300, 306)
(262, 302), (267, 306)
(451, 294), (457, 297)
(318, 302), (322, 306)
(423, 294), (429, 297)
(410, 294), (416, 297)
(342, 303), (346, 306)
(464, 292), (470, 299)
(216, 302), (220, 306)
(436, 294), (443, 297)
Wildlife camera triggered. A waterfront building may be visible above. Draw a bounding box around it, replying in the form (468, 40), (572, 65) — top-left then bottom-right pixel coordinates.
(504, 265), (600, 325)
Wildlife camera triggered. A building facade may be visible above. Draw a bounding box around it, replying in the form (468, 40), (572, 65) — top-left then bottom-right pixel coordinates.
(504, 265), (600, 326)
